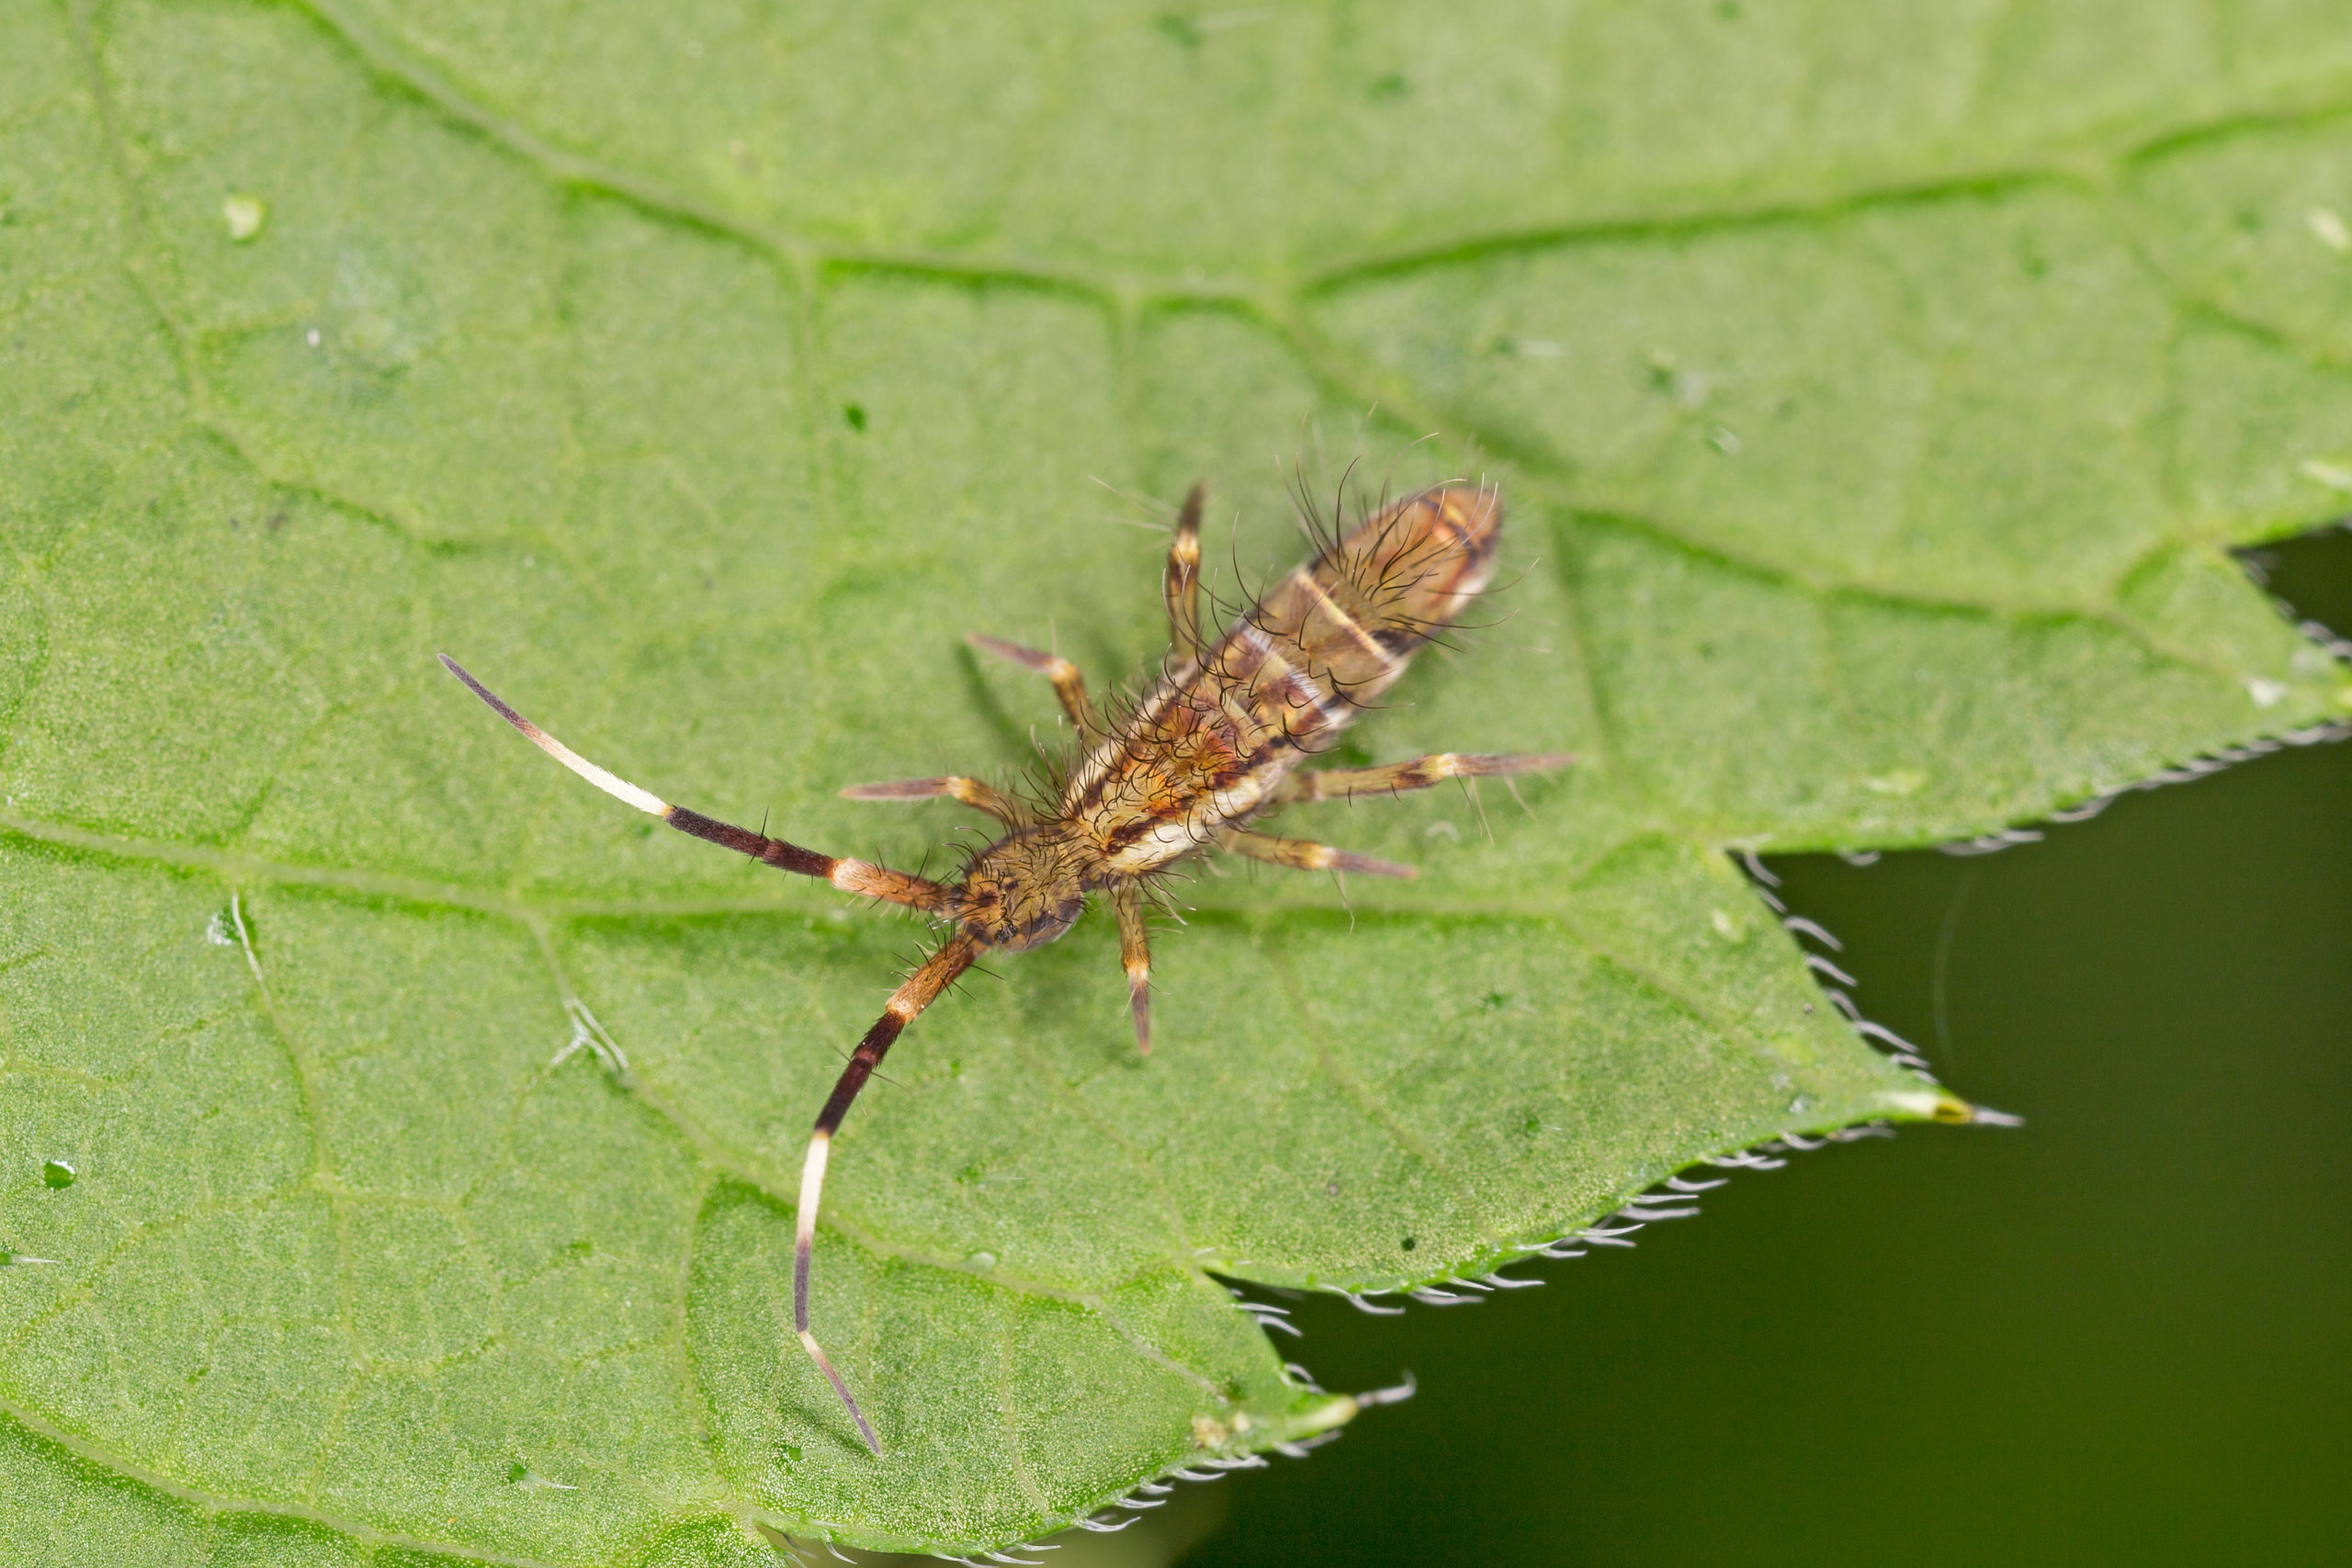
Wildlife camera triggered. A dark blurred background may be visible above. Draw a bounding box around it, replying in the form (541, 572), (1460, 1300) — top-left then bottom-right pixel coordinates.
(1135, 526), (2350, 1566)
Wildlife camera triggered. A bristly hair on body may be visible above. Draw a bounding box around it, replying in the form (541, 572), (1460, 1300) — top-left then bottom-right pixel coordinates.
(439, 479), (1574, 1455)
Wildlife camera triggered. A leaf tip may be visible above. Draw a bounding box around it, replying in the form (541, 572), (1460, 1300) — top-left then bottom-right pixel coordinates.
(1899, 1090), (2024, 1127)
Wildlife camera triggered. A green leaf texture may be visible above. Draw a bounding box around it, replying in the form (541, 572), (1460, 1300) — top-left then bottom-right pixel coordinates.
(5, 0), (2350, 1559)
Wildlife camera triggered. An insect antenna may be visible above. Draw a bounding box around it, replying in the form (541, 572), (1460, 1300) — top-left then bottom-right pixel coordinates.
(794, 931), (981, 1454)
(437, 656), (952, 912)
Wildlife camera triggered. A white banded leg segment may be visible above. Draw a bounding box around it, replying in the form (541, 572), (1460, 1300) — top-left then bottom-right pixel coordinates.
(1112, 881), (1153, 1055)
(1281, 751), (1577, 804)
(967, 633), (1100, 739)
(1165, 482), (1205, 661)
(1219, 829), (1417, 880)
(841, 774), (1028, 826)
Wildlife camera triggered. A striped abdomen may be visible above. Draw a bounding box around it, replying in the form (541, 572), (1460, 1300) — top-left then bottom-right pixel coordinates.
(1065, 484), (1503, 876)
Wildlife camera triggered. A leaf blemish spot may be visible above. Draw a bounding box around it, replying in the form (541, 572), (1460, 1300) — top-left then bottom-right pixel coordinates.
(843, 402), (867, 432)
(40, 1159), (74, 1190)
(1645, 348), (1710, 406)
(221, 193), (265, 241)
(507, 1462), (577, 1493)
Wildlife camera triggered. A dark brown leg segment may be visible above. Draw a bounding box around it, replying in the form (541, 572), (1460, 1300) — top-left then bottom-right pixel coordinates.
(1281, 750), (1576, 804)
(1218, 828), (1416, 879)
(794, 932), (981, 1455)
(1111, 880), (1153, 1055)
(1164, 482), (1205, 663)
(440, 655), (948, 910)
(967, 634), (1100, 740)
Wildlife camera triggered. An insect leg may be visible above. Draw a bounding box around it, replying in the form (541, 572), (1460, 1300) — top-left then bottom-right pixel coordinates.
(1163, 481), (1205, 663)
(967, 634), (1100, 739)
(439, 656), (951, 911)
(1111, 880), (1153, 1055)
(1280, 751), (1576, 803)
(796, 931), (981, 1455)
(840, 775), (1031, 827)
(1217, 828), (1416, 880)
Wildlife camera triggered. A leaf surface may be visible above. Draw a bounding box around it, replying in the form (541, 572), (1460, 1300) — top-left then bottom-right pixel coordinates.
(2, 0), (2349, 1560)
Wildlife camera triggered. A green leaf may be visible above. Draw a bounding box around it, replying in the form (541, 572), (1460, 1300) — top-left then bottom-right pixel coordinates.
(4, 0), (2349, 1560)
